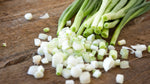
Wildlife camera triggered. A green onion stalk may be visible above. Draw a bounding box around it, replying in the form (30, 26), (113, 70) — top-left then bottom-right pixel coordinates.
(77, 0), (102, 36)
(57, 0), (84, 35)
(110, 1), (150, 45)
(71, 0), (98, 32)
(92, 0), (112, 34)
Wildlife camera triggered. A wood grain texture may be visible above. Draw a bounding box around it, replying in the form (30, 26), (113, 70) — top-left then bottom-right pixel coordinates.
(0, 0), (150, 84)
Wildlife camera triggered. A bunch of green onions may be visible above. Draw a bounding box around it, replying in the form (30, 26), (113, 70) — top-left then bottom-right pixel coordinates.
(57, 0), (150, 45)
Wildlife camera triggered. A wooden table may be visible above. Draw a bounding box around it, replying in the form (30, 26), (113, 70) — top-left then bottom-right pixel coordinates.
(0, 0), (150, 84)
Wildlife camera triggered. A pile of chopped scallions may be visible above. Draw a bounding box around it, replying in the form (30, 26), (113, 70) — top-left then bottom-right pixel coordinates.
(27, 27), (148, 84)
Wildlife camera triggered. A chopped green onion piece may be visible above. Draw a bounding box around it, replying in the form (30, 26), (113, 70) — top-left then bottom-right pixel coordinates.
(97, 61), (103, 68)
(98, 49), (106, 60)
(24, 13), (33, 20)
(99, 41), (106, 49)
(73, 41), (85, 51)
(79, 72), (91, 84)
(2, 43), (7, 47)
(148, 45), (150, 53)
(84, 41), (92, 49)
(66, 20), (72, 26)
(103, 57), (115, 72)
(62, 69), (71, 79)
(90, 45), (98, 51)
(87, 34), (95, 42)
(65, 80), (74, 84)
(38, 33), (48, 40)
(43, 27), (50, 33)
(92, 50), (97, 56)
(118, 39), (126, 45)
(120, 48), (129, 59)
(71, 66), (82, 78)
(120, 61), (130, 69)
(116, 74), (124, 84)
(92, 39), (100, 46)
(56, 64), (63, 76)
(91, 61), (99, 68)
(115, 59), (120, 66)
(83, 52), (91, 63)
(109, 50), (118, 59)
(135, 50), (142, 58)
(92, 70), (102, 78)
(108, 45), (115, 50)
(83, 52), (96, 63)
(85, 64), (94, 71)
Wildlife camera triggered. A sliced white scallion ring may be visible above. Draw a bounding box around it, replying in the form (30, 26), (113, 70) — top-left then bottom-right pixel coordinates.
(120, 61), (130, 69)
(65, 80), (74, 84)
(79, 72), (91, 84)
(116, 74), (124, 84)
(39, 13), (49, 19)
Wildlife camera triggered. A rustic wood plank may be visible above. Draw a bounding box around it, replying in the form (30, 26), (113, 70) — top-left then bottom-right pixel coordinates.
(0, 0), (150, 84)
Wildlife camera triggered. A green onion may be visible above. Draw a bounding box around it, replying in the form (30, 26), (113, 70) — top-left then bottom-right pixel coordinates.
(111, 0), (128, 12)
(110, 1), (150, 45)
(96, 19), (104, 34)
(56, 64), (63, 76)
(77, 0), (102, 36)
(83, 52), (96, 63)
(148, 45), (150, 53)
(71, 0), (98, 32)
(77, 0), (102, 35)
(83, 52), (91, 63)
(57, 0), (84, 35)
(97, 0), (127, 35)
(96, 0), (120, 33)
(87, 34), (95, 42)
(120, 48), (129, 59)
(115, 59), (120, 66)
(101, 29), (109, 38)
(84, 41), (92, 50)
(84, 0), (102, 28)
(2, 43), (7, 47)
(104, 0), (120, 13)
(92, 0), (111, 34)
(103, 0), (137, 21)
(43, 27), (50, 33)
(98, 49), (106, 60)
(120, 61), (130, 69)
(83, 28), (94, 38)
(118, 39), (126, 45)
(77, 19), (88, 35)
(104, 19), (120, 29)
(109, 50), (117, 59)
(99, 41), (107, 49)
(92, 50), (97, 56)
